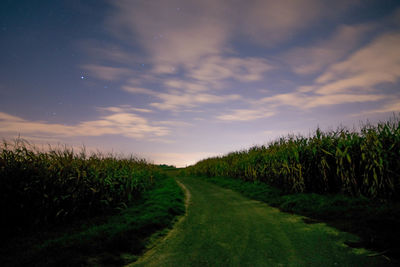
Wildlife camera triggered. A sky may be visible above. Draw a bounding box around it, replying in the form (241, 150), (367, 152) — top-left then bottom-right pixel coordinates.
(1, 0), (400, 167)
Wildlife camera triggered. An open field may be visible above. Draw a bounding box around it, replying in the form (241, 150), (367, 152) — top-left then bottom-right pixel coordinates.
(1, 117), (399, 266)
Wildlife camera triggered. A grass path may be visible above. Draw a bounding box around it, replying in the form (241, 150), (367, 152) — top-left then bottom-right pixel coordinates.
(131, 176), (392, 266)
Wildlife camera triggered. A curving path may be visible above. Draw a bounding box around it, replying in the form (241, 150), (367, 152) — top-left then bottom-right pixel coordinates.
(130, 176), (391, 266)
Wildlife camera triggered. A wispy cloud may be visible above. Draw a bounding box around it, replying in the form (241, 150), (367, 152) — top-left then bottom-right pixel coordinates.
(155, 120), (193, 127)
(150, 92), (241, 111)
(84, 0), (361, 123)
(315, 32), (400, 94)
(240, 0), (322, 46)
(164, 79), (209, 93)
(81, 64), (133, 81)
(216, 91), (386, 122)
(0, 109), (169, 140)
(283, 23), (374, 75)
(353, 100), (400, 116)
(217, 108), (275, 121)
(260, 92), (386, 109)
(0, 112), (24, 122)
(80, 41), (141, 65)
(187, 56), (273, 82)
(97, 105), (153, 113)
(227, 31), (400, 120)
(101, 0), (283, 114)
(123, 85), (241, 112)
(239, 0), (359, 46)
(82, 1), (398, 125)
(122, 86), (157, 96)
(108, 0), (230, 70)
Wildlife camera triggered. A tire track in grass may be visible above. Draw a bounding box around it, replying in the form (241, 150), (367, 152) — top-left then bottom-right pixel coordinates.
(130, 176), (393, 267)
(132, 180), (192, 264)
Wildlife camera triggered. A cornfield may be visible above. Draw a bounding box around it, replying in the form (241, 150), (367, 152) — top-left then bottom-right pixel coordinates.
(0, 139), (161, 235)
(187, 116), (400, 200)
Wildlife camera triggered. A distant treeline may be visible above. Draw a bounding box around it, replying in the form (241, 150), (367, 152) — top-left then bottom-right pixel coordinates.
(187, 116), (400, 200)
(0, 140), (163, 236)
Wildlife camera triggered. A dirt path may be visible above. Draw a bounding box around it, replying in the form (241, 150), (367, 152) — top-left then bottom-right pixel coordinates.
(130, 176), (391, 266)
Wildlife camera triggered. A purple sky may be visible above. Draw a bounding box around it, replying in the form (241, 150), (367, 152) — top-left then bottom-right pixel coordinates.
(1, 0), (400, 167)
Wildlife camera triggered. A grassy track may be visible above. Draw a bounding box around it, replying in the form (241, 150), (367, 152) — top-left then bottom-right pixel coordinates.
(132, 176), (393, 266)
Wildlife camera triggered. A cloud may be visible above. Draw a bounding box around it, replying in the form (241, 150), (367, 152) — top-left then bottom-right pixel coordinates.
(188, 56), (273, 82)
(106, 0), (347, 78)
(80, 40), (142, 65)
(0, 112), (24, 122)
(284, 23), (374, 75)
(101, 0), (365, 80)
(217, 108), (275, 121)
(98, 105), (153, 113)
(164, 79), (210, 93)
(155, 120), (193, 127)
(122, 86), (157, 96)
(209, 28), (400, 121)
(239, 0), (359, 46)
(108, 0), (230, 71)
(150, 92), (241, 111)
(108, 0), (360, 58)
(242, 31), (399, 117)
(0, 109), (169, 139)
(123, 84), (241, 112)
(354, 99), (400, 116)
(79, 0), (378, 122)
(217, 90), (385, 122)
(81, 64), (133, 81)
(303, 94), (386, 108)
(315, 32), (400, 94)
(260, 91), (386, 109)
(99, 0), (358, 119)
(239, 0), (322, 46)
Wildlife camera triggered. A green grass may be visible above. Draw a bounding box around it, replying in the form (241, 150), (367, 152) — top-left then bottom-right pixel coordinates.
(134, 176), (394, 266)
(1, 174), (185, 266)
(196, 175), (400, 260)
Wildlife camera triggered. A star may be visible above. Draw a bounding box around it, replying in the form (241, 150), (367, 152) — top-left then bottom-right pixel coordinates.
(81, 76), (85, 80)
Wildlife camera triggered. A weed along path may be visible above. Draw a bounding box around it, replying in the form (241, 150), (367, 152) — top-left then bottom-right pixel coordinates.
(131, 177), (391, 266)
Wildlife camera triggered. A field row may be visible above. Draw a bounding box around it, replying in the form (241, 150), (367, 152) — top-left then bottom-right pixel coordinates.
(187, 117), (400, 200)
(0, 140), (164, 236)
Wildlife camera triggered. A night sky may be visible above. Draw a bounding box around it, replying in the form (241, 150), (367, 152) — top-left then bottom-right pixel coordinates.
(1, 0), (400, 167)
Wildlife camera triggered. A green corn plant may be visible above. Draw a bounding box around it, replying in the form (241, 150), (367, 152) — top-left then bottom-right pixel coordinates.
(0, 139), (163, 237)
(187, 115), (400, 200)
